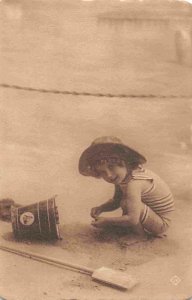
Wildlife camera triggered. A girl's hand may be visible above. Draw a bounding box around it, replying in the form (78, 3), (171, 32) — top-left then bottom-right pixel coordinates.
(90, 206), (103, 219)
(91, 217), (109, 228)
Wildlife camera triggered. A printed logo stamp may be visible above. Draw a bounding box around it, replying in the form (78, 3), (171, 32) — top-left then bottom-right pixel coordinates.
(20, 212), (35, 226)
(170, 275), (181, 286)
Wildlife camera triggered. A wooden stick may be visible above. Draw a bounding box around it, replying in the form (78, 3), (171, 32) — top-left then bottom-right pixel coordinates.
(0, 245), (93, 274)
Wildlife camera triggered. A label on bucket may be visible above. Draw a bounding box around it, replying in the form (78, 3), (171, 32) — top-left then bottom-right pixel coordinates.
(20, 212), (35, 226)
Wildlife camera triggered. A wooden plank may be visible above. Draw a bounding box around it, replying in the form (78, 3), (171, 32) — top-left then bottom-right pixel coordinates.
(92, 267), (138, 290)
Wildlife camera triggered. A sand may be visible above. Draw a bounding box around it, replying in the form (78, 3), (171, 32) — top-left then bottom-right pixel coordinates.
(1, 1), (192, 299)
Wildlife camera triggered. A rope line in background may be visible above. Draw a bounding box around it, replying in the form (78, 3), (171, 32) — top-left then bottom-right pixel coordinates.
(0, 83), (192, 99)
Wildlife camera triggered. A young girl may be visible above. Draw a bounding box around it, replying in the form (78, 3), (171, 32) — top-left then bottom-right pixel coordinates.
(79, 136), (175, 236)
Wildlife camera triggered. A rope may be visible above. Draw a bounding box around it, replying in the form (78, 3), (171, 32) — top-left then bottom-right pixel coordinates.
(0, 83), (192, 99)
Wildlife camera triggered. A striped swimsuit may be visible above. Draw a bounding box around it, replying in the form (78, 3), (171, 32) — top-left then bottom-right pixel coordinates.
(132, 168), (174, 215)
(119, 167), (175, 235)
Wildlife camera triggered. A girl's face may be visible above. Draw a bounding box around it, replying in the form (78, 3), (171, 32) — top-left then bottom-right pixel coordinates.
(95, 160), (128, 184)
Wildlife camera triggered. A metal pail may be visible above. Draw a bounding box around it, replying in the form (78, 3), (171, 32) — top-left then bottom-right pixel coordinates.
(11, 197), (61, 240)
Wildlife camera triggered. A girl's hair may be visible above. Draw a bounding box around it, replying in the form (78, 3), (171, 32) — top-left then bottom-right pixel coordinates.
(91, 157), (140, 178)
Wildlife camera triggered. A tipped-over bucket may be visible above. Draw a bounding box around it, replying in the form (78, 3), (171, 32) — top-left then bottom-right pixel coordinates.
(11, 196), (61, 240)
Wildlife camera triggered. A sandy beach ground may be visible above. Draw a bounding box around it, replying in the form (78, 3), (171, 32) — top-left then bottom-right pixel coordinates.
(1, 1), (192, 299)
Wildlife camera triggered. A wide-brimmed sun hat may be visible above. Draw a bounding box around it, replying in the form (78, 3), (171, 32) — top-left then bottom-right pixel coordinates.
(78, 136), (146, 177)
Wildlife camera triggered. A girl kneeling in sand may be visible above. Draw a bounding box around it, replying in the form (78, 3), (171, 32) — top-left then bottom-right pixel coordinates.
(79, 136), (174, 236)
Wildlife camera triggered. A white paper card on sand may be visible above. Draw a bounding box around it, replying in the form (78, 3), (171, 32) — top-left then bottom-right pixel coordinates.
(92, 266), (138, 290)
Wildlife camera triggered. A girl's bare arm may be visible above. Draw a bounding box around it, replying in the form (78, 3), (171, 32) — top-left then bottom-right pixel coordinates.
(92, 181), (143, 227)
(98, 185), (122, 212)
(91, 185), (121, 218)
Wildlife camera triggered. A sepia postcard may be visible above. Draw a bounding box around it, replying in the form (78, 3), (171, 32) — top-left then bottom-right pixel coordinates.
(0, 0), (192, 299)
